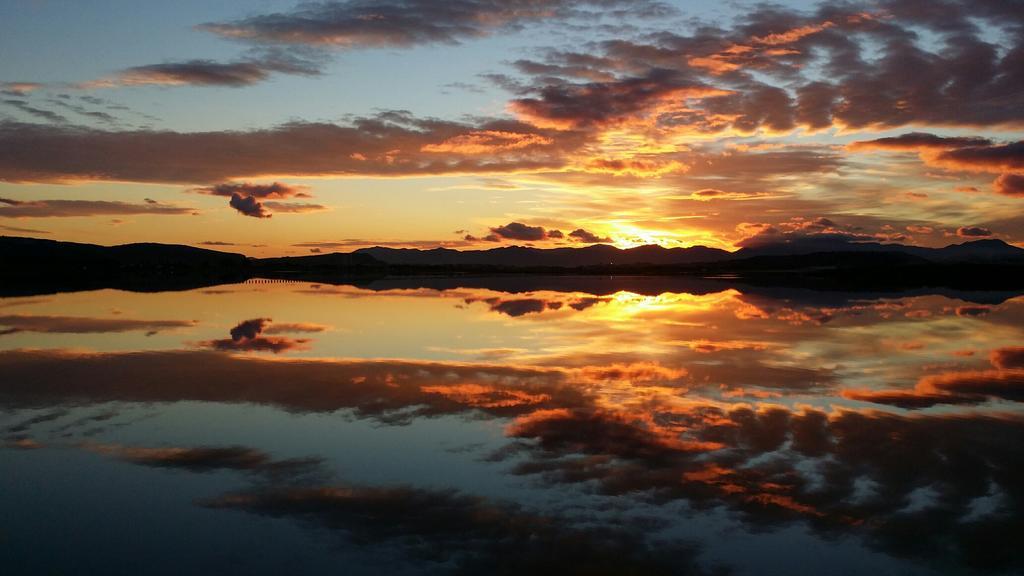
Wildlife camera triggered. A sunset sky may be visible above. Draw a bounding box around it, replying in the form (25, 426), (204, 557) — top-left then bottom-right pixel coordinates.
(1, 0), (1022, 256)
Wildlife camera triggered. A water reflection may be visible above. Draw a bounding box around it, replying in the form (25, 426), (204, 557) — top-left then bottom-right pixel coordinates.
(1, 279), (1022, 575)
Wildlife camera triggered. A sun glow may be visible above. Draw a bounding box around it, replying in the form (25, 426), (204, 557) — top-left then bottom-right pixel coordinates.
(610, 225), (674, 248)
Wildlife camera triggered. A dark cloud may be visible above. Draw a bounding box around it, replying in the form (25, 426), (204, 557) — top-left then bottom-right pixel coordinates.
(991, 346), (1024, 370)
(45, 98), (120, 125)
(0, 314), (195, 335)
(925, 369), (1024, 402)
(462, 294), (613, 317)
(957, 226), (993, 237)
(848, 132), (995, 151)
(4, 334), (1024, 573)
(735, 221), (877, 249)
(844, 346), (1024, 408)
(497, 2), (1024, 134)
(503, 404), (1024, 572)
(0, 197), (195, 218)
(204, 482), (710, 575)
(489, 221), (547, 241)
(567, 228), (612, 243)
(199, 318), (312, 353)
(192, 182), (311, 199)
(841, 388), (982, 409)
(84, 443), (325, 483)
(510, 68), (718, 130)
(229, 193), (271, 218)
(478, 297), (549, 317)
(194, 182), (320, 218)
(0, 348), (582, 424)
(934, 141), (1024, 173)
(476, 222), (609, 244)
(0, 223), (50, 235)
(848, 134), (1024, 195)
(84, 51), (323, 88)
(993, 173), (1024, 197)
(0, 114), (584, 184)
(200, 0), (674, 48)
(1, 99), (67, 124)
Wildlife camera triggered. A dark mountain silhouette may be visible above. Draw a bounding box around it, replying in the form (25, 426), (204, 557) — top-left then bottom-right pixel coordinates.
(331, 238), (1024, 267)
(3, 235), (1023, 297)
(351, 243), (731, 267)
(735, 237), (1024, 262)
(259, 251), (382, 270)
(2, 236), (248, 272)
(1, 236), (250, 295)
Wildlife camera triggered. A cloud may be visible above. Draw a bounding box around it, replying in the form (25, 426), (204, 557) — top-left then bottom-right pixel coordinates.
(82, 52), (323, 88)
(462, 294), (613, 317)
(228, 193), (271, 218)
(203, 482), (711, 575)
(956, 226), (992, 237)
(497, 2), (1024, 136)
(0, 82), (43, 97)
(45, 98), (120, 126)
(933, 141), (1024, 174)
(923, 369), (1024, 402)
(847, 134), (1024, 197)
(0, 315), (195, 335)
(0, 348), (580, 423)
(488, 221), (547, 241)
(583, 156), (688, 177)
(1, 223), (50, 235)
(1, 99), (67, 124)
(509, 68), (725, 130)
(420, 130), (553, 154)
(262, 322), (330, 334)
(502, 403), (1024, 571)
(567, 228), (612, 243)
(193, 182), (321, 218)
(0, 113), (584, 184)
(844, 346), (1024, 408)
(471, 222), (609, 244)
(0, 197), (196, 218)
(848, 132), (994, 151)
(199, 0), (673, 48)
(734, 217), (879, 248)
(198, 318), (312, 353)
(477, 297), (549, 317)
(993, 173), (1024, 197)
(261, 201), (328, 214)
(192, 182), (311, 199)
(84, 443), (324, 482)
(992, 347), (1024, 370)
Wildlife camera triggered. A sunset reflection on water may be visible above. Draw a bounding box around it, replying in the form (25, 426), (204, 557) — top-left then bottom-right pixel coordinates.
(2, 279), (1022, 575)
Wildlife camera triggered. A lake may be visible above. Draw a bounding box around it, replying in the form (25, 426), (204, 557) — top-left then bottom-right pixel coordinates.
(2, 278), (1022, 575)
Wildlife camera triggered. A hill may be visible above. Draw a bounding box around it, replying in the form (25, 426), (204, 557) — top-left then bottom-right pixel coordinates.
(3, 235), (1023, 296)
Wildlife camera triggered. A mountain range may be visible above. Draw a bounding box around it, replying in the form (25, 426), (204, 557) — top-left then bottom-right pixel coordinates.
(346, 238), (1024, 267)
(2, 235), (1023, 296)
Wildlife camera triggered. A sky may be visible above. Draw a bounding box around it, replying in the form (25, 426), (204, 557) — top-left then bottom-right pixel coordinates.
(0, 0), (1022, 256)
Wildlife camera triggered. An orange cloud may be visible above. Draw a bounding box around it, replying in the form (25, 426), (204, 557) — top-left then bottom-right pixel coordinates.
(421, 130), (553, 154)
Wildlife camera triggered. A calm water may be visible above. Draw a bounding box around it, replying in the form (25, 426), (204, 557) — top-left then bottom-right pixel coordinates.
(2, 278), (1022, 575)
